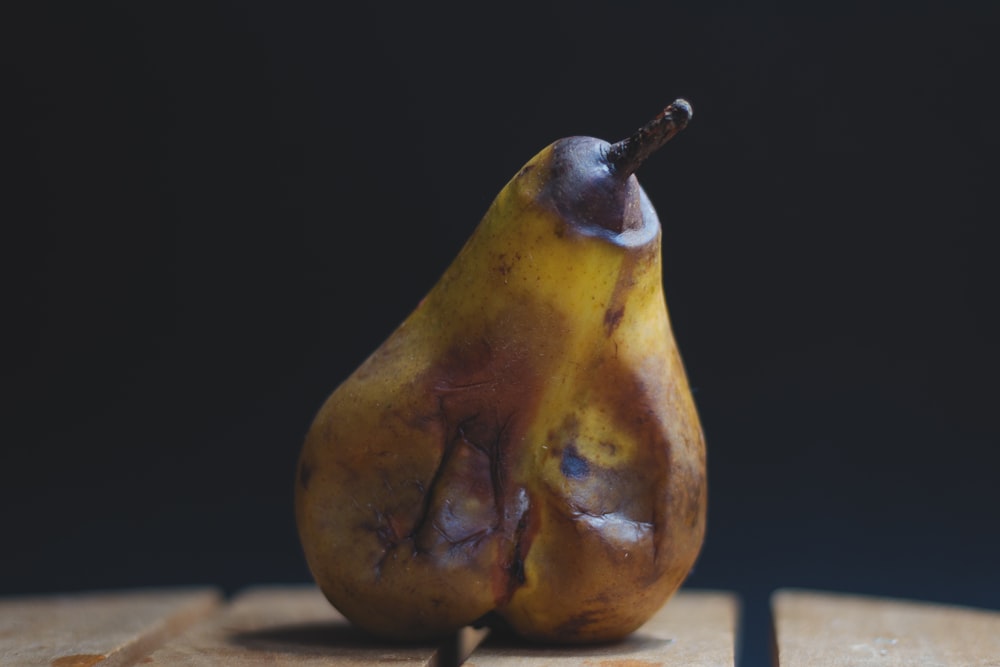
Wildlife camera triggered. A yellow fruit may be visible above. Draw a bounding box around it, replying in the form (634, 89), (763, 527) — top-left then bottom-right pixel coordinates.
(295, 100), (706, 643)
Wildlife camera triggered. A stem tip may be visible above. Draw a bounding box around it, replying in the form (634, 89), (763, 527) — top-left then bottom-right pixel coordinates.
(606, 98), (694, 178)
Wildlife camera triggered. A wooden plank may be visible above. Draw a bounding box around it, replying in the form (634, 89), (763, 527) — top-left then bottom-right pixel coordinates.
(0, 587), (221, 667)
(464, 589), (740, 667)
(139, 584), (485, 666)
(772, 588), (1000, 666)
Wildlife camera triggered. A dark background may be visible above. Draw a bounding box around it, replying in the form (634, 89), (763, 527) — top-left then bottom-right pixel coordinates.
(5, 3), (999, 665)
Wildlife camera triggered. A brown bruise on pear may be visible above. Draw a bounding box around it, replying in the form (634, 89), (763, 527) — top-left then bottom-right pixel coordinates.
(295, 135), (706, 643)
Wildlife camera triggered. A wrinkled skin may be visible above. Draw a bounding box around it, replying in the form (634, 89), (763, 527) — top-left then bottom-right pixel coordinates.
(295, 137), (706, 643)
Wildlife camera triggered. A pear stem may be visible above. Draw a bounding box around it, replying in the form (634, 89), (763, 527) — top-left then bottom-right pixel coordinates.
(606, 98), (693, 178)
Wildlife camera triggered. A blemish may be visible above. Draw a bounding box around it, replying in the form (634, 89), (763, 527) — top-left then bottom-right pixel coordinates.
(496, 253), (514, 282)
(504, 503), (531, 598)
(508, 552), (526, 586)
(560, 444), (590, 479)
(51, 656), (105, 667)
(603, 305), (625, 335)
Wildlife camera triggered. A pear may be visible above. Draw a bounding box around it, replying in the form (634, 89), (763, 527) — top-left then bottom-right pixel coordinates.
(295, 100), (706, 643)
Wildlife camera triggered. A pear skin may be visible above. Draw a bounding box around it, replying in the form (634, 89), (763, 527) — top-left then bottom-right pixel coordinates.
(295, 100), (706, 643)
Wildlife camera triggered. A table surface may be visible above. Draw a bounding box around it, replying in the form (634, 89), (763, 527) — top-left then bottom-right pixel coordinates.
(1, 585), (997, 666)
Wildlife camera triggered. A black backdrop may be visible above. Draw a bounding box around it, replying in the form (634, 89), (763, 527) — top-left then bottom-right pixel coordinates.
(5, 3), (999, 665)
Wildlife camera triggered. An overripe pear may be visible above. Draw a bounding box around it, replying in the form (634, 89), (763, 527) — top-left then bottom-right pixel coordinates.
(295, 100), (706, 643)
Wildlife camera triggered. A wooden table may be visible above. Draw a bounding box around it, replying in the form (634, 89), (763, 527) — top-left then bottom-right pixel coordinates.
(2, 585), (997, 665)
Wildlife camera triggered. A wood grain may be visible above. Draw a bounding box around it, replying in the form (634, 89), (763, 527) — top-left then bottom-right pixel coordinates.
(139, 584), (483, 666)
(772, 588), (1000, 666)
(0, 587), (221, 667)
(464, 589), (740, 667)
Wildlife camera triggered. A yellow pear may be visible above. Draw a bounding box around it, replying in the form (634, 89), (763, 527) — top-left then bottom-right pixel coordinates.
(295, 100), (706, 643)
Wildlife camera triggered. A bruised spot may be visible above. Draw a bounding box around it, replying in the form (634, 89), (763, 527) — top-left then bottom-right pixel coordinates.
(603, 305), (625, 335)
(298, 460), (312, 490)
(496, 253), (514, 280)
(51, 656), (105, 667)
(560, 444), (590, 479)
